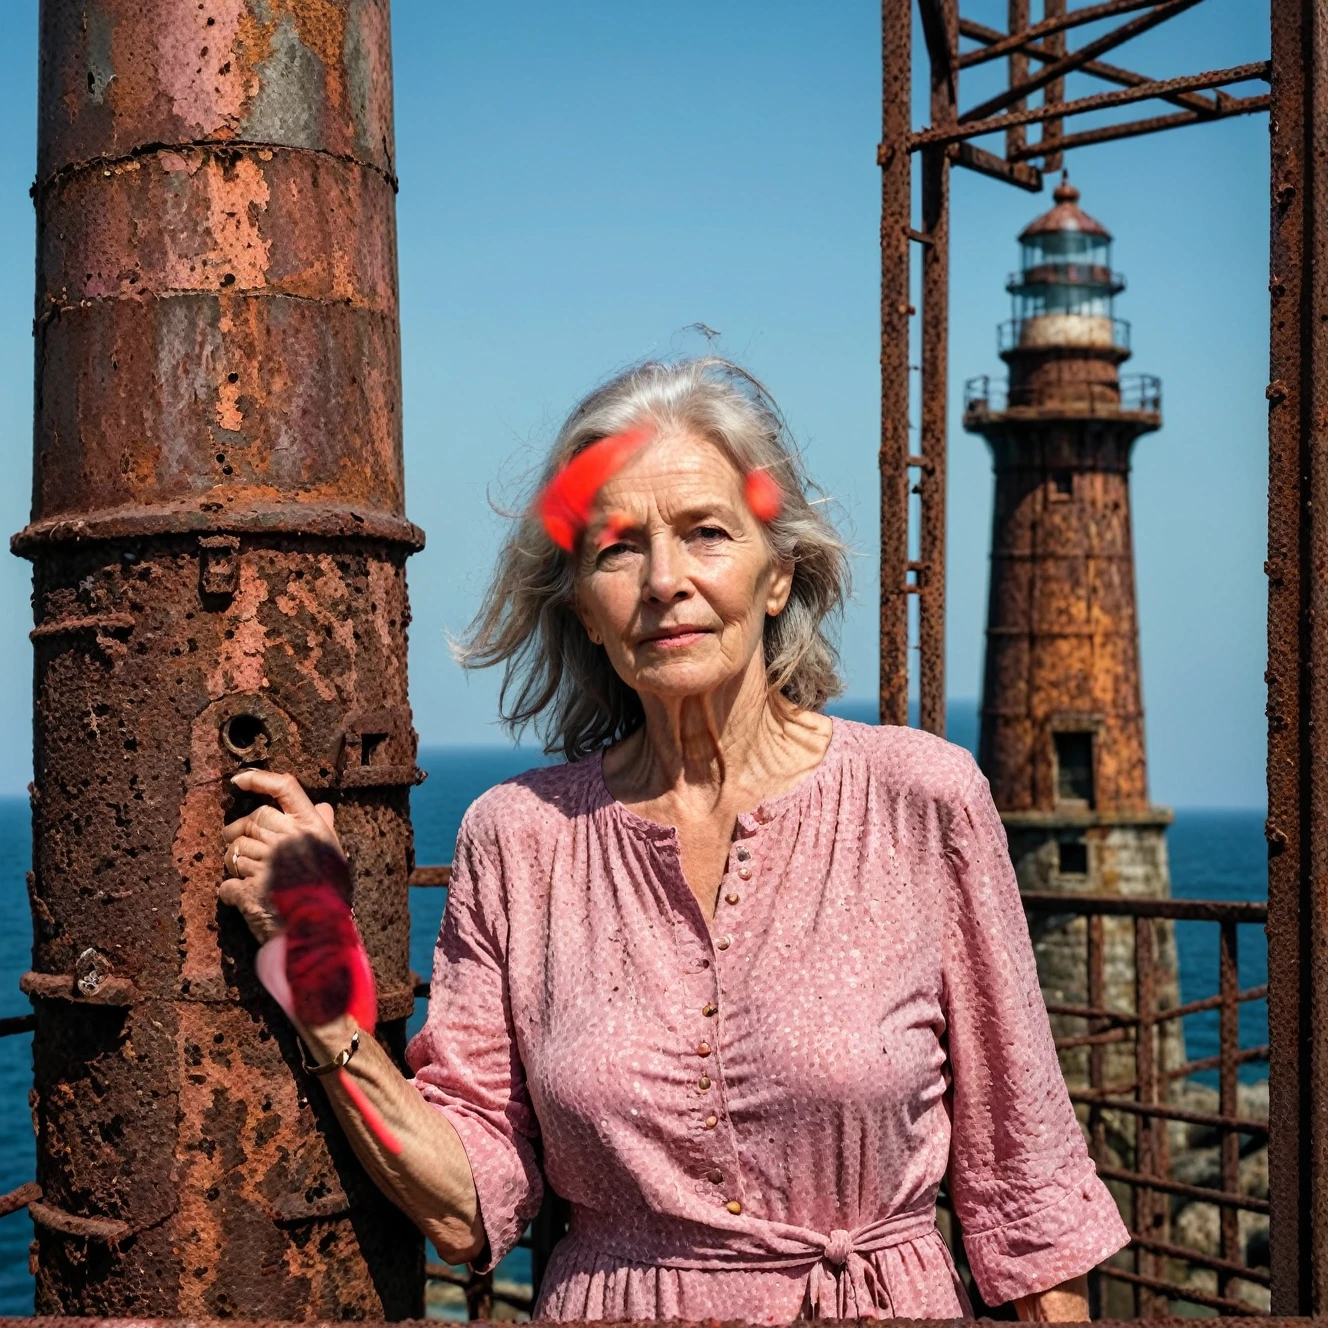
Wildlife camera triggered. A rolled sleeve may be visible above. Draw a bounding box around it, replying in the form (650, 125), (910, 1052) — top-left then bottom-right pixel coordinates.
(940, 762), (1128, 1304)
(961, 1164), (1128, 1305)
(406, 814), (543, 1272)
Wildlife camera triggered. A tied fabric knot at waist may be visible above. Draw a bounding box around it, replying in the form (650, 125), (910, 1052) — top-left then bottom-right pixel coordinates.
(566, 1201), (940, 1320)
(823, 1227), (854, 1267)
(804, 1219), (908, 1320)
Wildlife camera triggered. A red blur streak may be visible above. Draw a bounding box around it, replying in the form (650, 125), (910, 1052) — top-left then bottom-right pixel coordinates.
(536, 425), (654, 551)
(341, 1073), (404, 1155)
(277, 882), (377, 1033)
(268, 851), (401, 1154)
(594, 513), (630, 552)
(744, 468), (784, 523)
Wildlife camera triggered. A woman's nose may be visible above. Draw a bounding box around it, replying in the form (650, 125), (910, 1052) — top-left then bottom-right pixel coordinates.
(643, 535), (690, 602)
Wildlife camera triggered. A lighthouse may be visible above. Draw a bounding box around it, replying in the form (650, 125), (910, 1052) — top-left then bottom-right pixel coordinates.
(963, 177), (1180, 1080)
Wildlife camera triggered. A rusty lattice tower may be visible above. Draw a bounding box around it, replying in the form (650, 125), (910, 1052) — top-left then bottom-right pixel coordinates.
(16, 1), (423, 1316)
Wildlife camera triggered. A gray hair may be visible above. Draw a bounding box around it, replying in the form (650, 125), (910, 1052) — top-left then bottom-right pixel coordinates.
(456, 357), (851, 761)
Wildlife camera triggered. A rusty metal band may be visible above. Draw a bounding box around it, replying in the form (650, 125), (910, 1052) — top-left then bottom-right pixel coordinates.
(12, 506), (425, 555)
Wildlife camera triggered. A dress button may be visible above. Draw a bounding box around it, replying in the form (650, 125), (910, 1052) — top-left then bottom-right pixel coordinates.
(696, 1042), (712, 1057)
(737, 866), (752, 880)
(726, 1200), (743, 1215)
(725, 892), (740, 905)
(716, 935), (732, 950)
(704, 1114), (719, 1129)
(736, 847), (750, 862)
(698, 1075), (711, 1091)
(702, 1003), (718, 1017)
(708, 1169), (724, 1184)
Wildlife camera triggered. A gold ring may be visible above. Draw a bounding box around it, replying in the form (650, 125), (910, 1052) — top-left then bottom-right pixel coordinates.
(226, 844), (240, 878)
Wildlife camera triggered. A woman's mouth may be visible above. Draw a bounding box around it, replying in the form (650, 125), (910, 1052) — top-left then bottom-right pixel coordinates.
(641, 628), (710, 649)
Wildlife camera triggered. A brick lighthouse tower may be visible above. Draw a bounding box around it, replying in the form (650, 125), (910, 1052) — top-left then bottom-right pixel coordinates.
(963, 177), (1179, 1072)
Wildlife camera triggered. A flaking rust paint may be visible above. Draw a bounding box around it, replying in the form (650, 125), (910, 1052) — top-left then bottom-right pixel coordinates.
(972, 415), (1156, 813)
(21, 1), (423, 1317)
(38, 1), (395, 179)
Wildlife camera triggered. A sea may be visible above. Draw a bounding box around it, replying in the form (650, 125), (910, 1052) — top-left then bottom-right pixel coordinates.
(0, 704), (1269, 1313)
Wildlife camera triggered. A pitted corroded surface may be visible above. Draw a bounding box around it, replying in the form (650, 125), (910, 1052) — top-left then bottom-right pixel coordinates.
(27, 540), (421, 1316)
(31, 294), (405, 526)
(38, 147), (398, 313)
(24, 0), (423, 1317)
(973, 425), (1152, 812)
(37, 0), (396, 180)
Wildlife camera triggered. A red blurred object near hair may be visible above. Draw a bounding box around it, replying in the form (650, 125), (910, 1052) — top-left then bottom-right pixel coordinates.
(536, 425), (783, 553)
(536, 425), (655, 551)
(744, 467), (783, 523)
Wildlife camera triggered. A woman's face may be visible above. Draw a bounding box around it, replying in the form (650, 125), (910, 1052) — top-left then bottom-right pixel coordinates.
(573, 429), (793, 703)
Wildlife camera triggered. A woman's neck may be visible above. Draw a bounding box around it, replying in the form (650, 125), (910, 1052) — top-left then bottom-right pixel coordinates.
(605, 657), (828, 812)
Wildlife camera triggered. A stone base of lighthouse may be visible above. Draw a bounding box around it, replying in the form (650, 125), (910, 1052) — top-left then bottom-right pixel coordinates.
(1004, 809), (1185, 1097)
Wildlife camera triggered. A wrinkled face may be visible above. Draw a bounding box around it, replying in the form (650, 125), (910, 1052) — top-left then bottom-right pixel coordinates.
(573, 430), (793, 702)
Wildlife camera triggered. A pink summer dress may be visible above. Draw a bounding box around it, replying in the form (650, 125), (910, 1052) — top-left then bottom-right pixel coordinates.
(406, 718), (1128, 1321)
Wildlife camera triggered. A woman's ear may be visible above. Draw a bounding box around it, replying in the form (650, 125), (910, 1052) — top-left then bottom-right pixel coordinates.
(570, 594), (603, 646)
(765, 558), (795, 618)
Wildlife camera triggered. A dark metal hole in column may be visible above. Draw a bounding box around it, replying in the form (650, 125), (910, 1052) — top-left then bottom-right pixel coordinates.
(222, 713), (269, 759)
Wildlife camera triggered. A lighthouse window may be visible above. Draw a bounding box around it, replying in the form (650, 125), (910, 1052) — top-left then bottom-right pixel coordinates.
(1054, 730), (1096, 807)
(1058, 839), (1089, 876)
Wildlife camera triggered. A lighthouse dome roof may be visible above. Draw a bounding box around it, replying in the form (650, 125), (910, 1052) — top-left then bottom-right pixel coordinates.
(1019, 175), (1112, 243)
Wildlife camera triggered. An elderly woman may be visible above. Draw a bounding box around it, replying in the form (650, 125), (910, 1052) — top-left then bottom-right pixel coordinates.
(220, 358), (1127, 1322)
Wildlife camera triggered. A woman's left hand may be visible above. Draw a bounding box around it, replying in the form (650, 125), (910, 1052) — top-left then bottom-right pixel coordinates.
(218, 769), (344, 942)
(1014, 1273), (1089, 1321)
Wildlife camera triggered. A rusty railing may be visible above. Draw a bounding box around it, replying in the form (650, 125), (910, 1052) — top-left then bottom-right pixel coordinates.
(0, 888), (1277, 1320)
(1022, 892), (1270, 1319)
(963, 371), (1162, 416)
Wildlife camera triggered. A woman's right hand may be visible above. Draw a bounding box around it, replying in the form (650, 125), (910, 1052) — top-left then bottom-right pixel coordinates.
(218, 769), (343, 943)
(216, 768), (485, 1263)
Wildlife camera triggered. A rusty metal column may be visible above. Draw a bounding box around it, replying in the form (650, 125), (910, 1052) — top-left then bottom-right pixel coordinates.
(880, 0), (913, 727)
(1006, 0), (1030, 161)
(1267, 0), (1328, 1312)
(917, 0), (955, 738)
(1038, 0), (1066, 172)
(17, 1), (424, 1317)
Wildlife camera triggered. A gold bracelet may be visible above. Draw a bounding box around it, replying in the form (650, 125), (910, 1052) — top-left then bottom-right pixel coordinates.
(300, 1029), (360, 1077)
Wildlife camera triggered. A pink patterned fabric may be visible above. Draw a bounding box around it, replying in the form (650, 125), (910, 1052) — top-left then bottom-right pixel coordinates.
(406, 719), (1128, 1321)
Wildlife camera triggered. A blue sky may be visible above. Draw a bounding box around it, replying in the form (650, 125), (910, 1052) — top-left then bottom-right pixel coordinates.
(0, 2), (1271, 806)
